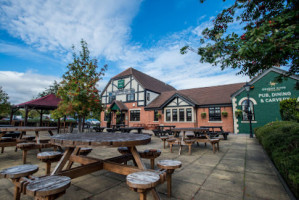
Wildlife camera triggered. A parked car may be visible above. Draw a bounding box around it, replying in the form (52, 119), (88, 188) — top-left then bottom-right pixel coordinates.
(85, 119), (100, 125)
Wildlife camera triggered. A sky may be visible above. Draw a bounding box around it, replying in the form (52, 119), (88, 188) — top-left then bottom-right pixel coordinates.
(0, 0), (250, 104)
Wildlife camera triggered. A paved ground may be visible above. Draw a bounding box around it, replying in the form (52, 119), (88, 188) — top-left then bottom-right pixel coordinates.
(0, 131), (291, 200)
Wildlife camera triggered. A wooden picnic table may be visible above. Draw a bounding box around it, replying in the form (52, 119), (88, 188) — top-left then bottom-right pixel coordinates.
(50, 132), (163, 199)
(119, 127), (144, 134)
(0, 126), (57, 144)
(199, 126), (229, 140)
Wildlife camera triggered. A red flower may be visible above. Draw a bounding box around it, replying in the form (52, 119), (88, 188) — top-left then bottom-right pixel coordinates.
(241, 34), (246, 40)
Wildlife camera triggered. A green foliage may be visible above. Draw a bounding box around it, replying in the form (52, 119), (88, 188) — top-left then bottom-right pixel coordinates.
(235, 109), (242, 117)
(37, 80), (60, 98)
(28, 110), (40, 119)
(280, 98), (299, 122)
(201, 112), (206, 118)
(52, 39), (107, 119)
(222, 111), (228, 117)
(52, 39), (107, 132)
(0, 86), (11, 118)
(255, 121), (299, 198)
(183, 0), (299, 77)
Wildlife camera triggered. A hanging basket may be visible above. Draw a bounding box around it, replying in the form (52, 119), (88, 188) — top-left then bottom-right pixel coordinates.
(201, 112), (206, 118)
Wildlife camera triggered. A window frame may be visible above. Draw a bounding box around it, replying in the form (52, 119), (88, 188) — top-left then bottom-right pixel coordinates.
(154, 110), (159, 122)
(241, 100), (255, 121)
(126, 93), (135, 102)
(130, 109), (140, 122)
(209, 107), (221, 121)
(164, 107), (193, 122)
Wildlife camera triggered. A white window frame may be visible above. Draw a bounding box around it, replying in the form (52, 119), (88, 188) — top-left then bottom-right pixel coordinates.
(164, 107), (194, 123)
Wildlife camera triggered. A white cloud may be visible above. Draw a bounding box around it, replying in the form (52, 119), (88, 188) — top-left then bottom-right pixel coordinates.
(0, 71), (60, 104)
(0, 0), (141, 60)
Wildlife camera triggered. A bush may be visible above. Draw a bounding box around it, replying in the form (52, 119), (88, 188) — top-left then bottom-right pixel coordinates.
(255, 121), (299, 198)
(280, 98), (299, 122)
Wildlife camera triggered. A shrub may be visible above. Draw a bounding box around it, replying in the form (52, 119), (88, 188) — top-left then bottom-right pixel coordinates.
(280, 98), (299, 122)
(222, 111), (228, 117)
(235, 109), (242, 117)
(255, 121), (299, 198)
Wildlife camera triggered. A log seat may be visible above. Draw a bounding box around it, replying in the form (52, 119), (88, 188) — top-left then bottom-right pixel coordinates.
(37, 151), (63, 175)
(126, 171), (160, 200)
(157, 160), (182, 197)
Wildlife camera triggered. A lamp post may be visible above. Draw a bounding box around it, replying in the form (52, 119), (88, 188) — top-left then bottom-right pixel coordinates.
(243, 82), (253, 138)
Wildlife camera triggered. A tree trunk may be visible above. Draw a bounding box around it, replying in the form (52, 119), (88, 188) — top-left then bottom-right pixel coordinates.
(78, 116), (83, 133)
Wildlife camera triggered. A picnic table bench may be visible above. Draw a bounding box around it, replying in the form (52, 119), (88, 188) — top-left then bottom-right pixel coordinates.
(200, 126), (229, 140)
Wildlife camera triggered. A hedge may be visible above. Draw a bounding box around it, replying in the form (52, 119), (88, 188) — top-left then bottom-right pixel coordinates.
(255, 121), (299, 198)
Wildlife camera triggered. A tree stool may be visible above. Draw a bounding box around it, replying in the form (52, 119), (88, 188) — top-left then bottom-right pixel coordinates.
(139, 149), (161, 169)
(126, 171), (160, 200)
(180, 139), (195, 155)
(0, 164), (39, 200)
(26, 175), (71, 200)
(160, 136), (169, 149)
(37, 152), (63, 175)
(157, 160), (182, 197)
(17, 143), (37, 164)
(209, 139), (220, 153)
(79, 147), (93, 156)
(166, 138), (177, 153)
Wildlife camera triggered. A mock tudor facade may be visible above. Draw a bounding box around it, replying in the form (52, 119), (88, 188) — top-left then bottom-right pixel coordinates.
(100, 67), (298, 133)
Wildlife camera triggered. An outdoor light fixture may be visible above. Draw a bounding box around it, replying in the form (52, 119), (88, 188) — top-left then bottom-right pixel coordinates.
(243, 82), (253, 138)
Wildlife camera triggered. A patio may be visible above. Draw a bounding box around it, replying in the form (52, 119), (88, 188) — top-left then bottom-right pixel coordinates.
(0, 131), (290, 200)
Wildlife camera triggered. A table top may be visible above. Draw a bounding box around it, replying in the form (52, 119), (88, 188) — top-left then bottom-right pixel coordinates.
(50, 132), (151, 148)
(121, 127), (144, 130)
(0, 126), (57, 132)
(172, 127), (209, 132)
(157, 125), (176, 128)
(200, 126), (223, 129)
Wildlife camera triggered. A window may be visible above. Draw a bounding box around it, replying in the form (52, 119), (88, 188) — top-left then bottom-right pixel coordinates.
(179, 109), (185, 121)
(147, 92), (150, 101)
(209, 107), (221, 121)
(166, 109), (171, 121)
(172, 109), (177, 121)
(130, 110), (140, 121)
(186, 108), (192, 121)
(104, 112), (111, 121)
(127, 93), (135, 101)
(109, 95), (116, 103)
(154, 110), (159, 121)
(241, 100), (255, 121)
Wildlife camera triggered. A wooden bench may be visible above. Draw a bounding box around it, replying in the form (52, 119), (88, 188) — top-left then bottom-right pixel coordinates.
(157, 160), (182, 197)
(0, 164), (39, 200)
(126, 171), (160, 200)
(37, 151), (63, 175)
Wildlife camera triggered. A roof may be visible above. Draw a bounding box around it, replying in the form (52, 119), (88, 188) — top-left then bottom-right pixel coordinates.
(146, 82), (244, 109)
(112, 68), (176, 93)
(110, 100), (128, 111)
(14, 94), (61, 110)
(231, 67), (299, 97)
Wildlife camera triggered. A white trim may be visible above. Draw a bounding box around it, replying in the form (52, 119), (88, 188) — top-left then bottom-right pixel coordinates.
(232, 97), (239, 134)
(238, 97), (257, 105)
(241, 121), (257, 123)
(164, 106), (194, 123)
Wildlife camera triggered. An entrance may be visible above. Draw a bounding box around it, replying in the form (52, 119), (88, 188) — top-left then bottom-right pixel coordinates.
(116, 113), (126, 125)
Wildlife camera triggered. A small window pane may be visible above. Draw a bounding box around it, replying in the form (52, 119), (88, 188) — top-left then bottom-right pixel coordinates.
(166, 109), (171, 121)
(186, 108), (192, 121)
(242, 100), (255, 121)
(127, 93), (135, 101)
(172, 109), (177, 121)
(179, 109), (184, 121)
(209, 107), (221, 121)
(154, 110), (158, 121)
(130, 110), (140, 121)
(109, 96), (116, 103)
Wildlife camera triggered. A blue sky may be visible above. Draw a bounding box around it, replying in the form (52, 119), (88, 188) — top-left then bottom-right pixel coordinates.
(0, 0), (249, 104)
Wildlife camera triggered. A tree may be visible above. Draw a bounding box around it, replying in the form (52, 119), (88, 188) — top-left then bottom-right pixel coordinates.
(52, 39), (107, 132)
(0, 86), (11, 118)
(37, 80), (60, 98)
(181, 0), (299, 77)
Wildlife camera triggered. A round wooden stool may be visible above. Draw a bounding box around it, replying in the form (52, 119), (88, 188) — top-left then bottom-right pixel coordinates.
(166, 138), (177, 153)
(37, 151), (63, 175)
(17, 143), (37, 164)
(126, 171), (160, 200)
(0, 164), (39, 200)
(160, 136), (169, 149)
(139, 149), (161, 169)
(79, 148), (93, 156)
(184, 139), (195, 155)
(157, 160), (182, 197)
(26, 175), (71, 200)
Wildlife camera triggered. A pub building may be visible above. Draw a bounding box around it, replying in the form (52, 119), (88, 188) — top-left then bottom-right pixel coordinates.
(100, 67), (298, 134)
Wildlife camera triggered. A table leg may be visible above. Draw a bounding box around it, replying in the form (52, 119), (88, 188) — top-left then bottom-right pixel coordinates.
(65, 148), (81, 170)
(129, 146), (160, 200)
(35, 131), (40, 144)
(51, 147), (75, 175)
(48, 130), (54, 136)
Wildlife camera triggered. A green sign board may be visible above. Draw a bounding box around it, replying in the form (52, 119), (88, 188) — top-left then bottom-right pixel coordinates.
(118, 80), (124, 89)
